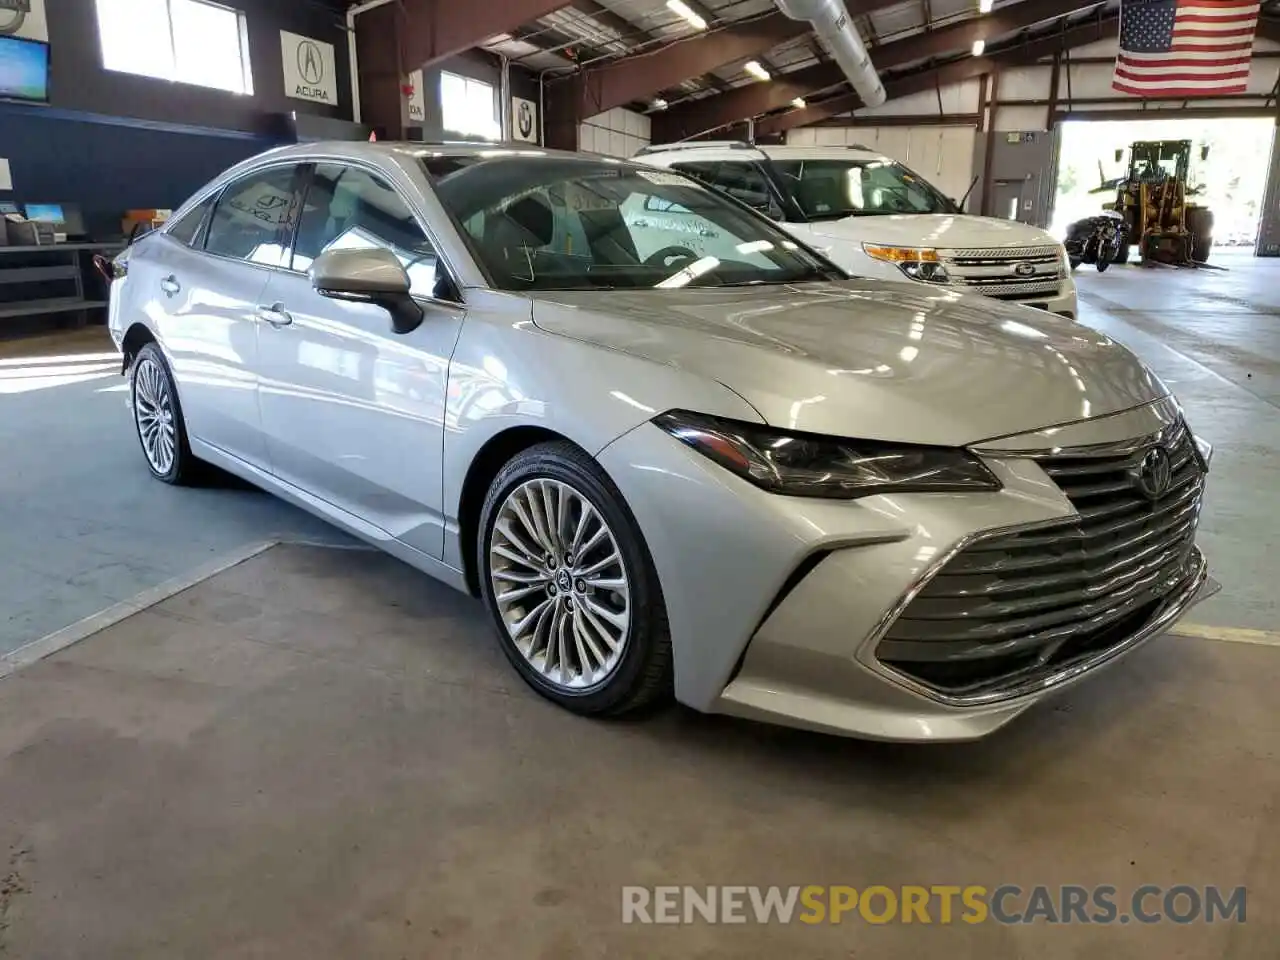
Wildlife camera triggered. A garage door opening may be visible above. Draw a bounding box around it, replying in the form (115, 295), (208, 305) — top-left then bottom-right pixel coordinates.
(1051, 117), (1274, 258)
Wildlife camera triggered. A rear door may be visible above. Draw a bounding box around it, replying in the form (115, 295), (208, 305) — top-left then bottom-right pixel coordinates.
(147, 163), (304, 470)
(254, 161), (465, 557)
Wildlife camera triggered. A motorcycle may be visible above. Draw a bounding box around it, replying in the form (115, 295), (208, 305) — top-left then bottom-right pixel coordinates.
(1064, 213), (1126, 272)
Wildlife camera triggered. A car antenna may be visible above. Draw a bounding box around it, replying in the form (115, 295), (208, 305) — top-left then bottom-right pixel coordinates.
(957, 175), (980, 212)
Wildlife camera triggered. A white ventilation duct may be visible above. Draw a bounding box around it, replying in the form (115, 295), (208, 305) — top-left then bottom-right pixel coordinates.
(774, 0), (886, 108)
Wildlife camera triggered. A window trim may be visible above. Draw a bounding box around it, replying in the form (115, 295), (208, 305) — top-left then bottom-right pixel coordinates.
(95, 0), (255, 96)
(283, 160), (465, 308)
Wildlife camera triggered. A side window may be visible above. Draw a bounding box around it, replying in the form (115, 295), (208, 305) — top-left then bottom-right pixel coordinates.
(204, 166), (299, 267)
(672, 161), (781, 218)
(166, 194), (216, 246)
(292, 163), (441, 298)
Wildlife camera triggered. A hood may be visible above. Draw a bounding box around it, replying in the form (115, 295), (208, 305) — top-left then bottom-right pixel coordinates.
(531, 281), (1167, 447)
(808, 213), (1060, 252)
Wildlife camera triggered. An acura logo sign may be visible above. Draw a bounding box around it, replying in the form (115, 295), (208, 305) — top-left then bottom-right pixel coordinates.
(0, 0), (29, 37)
(298, 40), (324, 85)
(1131, 447), (1173, 501)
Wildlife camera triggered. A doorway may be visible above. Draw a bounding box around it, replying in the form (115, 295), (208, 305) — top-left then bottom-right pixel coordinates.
(1051, 116), (1274, 254)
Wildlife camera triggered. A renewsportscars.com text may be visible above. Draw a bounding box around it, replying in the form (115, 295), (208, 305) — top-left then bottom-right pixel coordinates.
(621, 884), (1246, 926)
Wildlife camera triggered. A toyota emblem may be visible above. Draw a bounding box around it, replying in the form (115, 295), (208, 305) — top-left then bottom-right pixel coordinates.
(1013, 261), (1037, 278)
(1131, 447), (1173, 501)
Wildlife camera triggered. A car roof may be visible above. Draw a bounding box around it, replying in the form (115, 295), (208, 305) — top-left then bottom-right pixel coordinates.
(257, 140), (633, 165)
(637, 142), (887, 164)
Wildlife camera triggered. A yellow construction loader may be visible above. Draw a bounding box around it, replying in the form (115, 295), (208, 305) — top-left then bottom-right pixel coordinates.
(1093, 140), (1214, 266)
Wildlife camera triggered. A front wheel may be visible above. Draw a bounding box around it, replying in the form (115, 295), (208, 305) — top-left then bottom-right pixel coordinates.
(478, 442), (673, 716)
(129, 342), (200, 485)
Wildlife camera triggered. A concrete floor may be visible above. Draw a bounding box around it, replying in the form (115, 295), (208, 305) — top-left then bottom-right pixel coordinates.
(1, 254), (1279, 957)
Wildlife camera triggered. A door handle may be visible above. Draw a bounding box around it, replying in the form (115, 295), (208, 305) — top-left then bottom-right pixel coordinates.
(256, 303), (294, 328)
(160, 275), (181, 297)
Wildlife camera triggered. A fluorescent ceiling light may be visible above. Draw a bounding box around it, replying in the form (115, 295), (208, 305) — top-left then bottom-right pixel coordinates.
(979, 0), (994, 11)
(971, 39), (985, 56)
(744, 60), (771, 81)
(791, 97), (806, 108)
(666, 0), (707, 30)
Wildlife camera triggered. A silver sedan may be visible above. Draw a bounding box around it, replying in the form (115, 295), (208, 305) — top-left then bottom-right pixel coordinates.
(108, 142), (1211, 741)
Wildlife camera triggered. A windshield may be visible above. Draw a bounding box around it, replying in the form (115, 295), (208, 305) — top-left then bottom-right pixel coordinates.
(769, 158), (957, 220)
(421, 155), (842, 292)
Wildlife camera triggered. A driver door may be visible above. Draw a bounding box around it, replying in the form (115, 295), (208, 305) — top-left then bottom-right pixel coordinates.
(255, 162), (465, 558)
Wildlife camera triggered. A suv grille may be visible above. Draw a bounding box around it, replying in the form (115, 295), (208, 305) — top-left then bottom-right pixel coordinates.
(878, 423), (1205, 697)
(939, 245), (1064, 302)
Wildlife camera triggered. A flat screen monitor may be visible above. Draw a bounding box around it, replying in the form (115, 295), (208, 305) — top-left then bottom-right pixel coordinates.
(24, 204), (64, 224)
(0, 36), (50, 104)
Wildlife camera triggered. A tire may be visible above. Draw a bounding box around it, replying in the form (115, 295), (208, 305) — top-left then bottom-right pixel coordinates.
(129, 342), (200, 485)
(1115, 242), (1130, 265)
(1187, 208), (1213, 263)
(477, 441), (673, 717)
(1096, 256), (1111, 273)
(1069, 258), (1082, 271)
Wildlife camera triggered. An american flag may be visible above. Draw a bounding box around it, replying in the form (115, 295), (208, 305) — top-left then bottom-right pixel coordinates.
(1114, 0), (1261, 97)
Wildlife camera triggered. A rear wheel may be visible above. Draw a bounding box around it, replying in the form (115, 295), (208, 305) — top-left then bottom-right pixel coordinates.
(130, 343), (199, 485)
(1114, 242), (1130, 265)
(478, 442), (672, 716)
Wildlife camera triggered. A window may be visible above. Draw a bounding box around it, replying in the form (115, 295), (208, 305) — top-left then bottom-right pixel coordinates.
(423, 156), (841, 292)
(440, 71), (499, 141)
(205, 166), (299, 267)
(95, 0), (253, 95)
(769, 159), (956, 219)
(292, 164), (442, 298)
(671, 162), (782, 219)
(166, 194), (216, 246)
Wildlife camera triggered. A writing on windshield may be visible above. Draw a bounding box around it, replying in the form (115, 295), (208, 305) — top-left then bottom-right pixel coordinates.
(424, 156), (841, 292)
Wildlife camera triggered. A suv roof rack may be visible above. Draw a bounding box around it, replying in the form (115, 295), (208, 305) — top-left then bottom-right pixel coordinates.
(635, 140), (758, 155)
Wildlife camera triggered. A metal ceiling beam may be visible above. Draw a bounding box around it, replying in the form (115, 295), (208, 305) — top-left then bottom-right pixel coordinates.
(754, 13), (1118, 136)
(652, 0), (1103, 141)
(398, 0), (573, 68)
(547, 13), (809, 116)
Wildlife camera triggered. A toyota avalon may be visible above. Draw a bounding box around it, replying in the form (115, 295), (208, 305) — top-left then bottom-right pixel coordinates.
(107, 142), (1210, 741)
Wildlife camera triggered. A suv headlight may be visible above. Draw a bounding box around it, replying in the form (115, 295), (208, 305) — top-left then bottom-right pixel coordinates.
(863, 244), (951, 283)
(653, 411), (1001, 499)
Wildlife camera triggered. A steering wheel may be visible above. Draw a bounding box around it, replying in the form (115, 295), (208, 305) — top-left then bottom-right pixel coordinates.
(644, 245), (698, 269)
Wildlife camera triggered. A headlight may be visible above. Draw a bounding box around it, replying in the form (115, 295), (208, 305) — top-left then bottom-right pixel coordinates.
(653, 411), (1001, 500)
(863, 244), (951, 284)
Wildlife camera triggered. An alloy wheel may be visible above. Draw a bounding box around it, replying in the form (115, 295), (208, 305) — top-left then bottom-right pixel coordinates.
(133, 357), (177, 475)
(488, 478), (631, 692)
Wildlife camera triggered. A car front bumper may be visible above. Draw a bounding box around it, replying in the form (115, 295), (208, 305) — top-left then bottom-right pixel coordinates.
(597, 396), (1207, 742)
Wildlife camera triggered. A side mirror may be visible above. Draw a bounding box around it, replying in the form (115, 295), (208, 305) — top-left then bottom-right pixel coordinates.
(309, 247), (424, 335)
(1114, 149), (1124, 163)
(1201, 145), (1210, 161)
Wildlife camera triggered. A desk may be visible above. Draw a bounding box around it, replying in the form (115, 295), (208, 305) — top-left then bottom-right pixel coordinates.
(0, 242), (126, 323)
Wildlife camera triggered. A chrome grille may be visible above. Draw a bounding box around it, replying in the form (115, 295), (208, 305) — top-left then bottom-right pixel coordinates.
(878, 423), (1205, 696)
(938, 245), (1064, 302)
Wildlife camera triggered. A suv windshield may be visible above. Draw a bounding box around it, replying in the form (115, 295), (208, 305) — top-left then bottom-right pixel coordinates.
(421, 155), (842, 292)
(769, 158), (957, 220)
